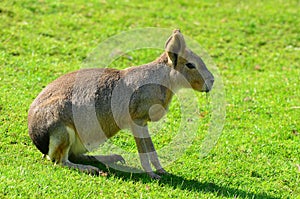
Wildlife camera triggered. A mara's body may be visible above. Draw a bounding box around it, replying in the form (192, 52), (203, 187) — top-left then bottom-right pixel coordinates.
(28, 59), (175, 158)
(28, 30), (214, 179)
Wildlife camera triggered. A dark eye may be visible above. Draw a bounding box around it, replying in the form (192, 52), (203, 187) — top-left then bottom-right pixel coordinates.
(186, 62), (196, 69)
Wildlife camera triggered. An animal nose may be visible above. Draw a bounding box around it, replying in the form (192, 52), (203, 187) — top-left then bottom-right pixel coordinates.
(205, 79), (214, 92)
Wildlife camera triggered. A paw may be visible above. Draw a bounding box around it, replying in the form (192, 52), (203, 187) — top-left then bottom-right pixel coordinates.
(147, 172), (161, 180)
(66, 162), (106, 176)
(83, 165), (104, 176)
(156, 168), (169, 175)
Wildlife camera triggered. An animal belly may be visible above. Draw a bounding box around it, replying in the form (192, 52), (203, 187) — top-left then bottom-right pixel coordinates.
(75, 123), (108, 152)
(73, 114), (120, 151)
(72, 105), (111, 151)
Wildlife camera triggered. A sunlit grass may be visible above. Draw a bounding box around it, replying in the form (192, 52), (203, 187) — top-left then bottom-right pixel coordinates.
(0, 0), (299, 198)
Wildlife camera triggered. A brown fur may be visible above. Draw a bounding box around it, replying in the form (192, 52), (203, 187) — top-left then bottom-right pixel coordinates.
(28, 30), (214, 179)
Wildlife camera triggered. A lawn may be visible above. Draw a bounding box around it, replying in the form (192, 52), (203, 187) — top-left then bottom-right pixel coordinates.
(0, 0), (299, 198)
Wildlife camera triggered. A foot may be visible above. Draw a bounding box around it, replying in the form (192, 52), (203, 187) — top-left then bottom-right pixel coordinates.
(69, 154), (125, 165)
(63, 160), (106, 176)
(147, 172), (161, 180)
(156, 168), (169, 175)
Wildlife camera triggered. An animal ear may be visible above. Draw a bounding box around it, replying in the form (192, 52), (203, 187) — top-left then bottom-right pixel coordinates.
(165, 29), (186, 67)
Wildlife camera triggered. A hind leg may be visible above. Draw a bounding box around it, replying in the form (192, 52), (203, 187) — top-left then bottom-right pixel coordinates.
(48, 125), (104, 175)
(69, 154), (125, 165)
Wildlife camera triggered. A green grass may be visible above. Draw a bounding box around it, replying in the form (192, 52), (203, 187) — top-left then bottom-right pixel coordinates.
(1, 0), (299, 198)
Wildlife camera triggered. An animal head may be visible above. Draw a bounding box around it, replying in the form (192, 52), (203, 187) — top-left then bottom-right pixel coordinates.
(165, 29), (214, 92)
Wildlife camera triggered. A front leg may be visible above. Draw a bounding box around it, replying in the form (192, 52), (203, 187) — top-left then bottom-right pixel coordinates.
(131, 124), (167, 179)
(141, 137), (168, 175)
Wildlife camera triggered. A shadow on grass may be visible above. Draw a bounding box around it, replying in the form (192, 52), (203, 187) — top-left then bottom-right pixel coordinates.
(86, 162), (280, 199)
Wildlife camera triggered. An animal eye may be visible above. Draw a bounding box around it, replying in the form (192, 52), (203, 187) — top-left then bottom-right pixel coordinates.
(186, 62), (196, 69)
